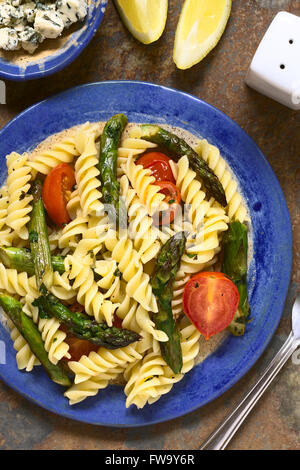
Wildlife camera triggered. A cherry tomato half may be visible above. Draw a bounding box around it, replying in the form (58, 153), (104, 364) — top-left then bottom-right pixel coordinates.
(112, 316), (123, 329)
(64, 335), (99, 362)
(42, 163), (75, 227)
(153, 181), (181, 226)
(183, 272), (239, 340)
(69, 302), (85, 313)
(137, 152), (175, 183)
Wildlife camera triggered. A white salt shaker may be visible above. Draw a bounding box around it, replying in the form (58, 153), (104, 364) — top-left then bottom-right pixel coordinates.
(246, 11), (300, 110)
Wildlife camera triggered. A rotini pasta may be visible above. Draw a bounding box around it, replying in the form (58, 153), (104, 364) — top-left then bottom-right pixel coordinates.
(105, 232), (158, 313)
(28, 134), (79, 175)
(120, 175), (162, 264)
(6, 152), (33, 240)
(58, 215), (89, 250)
(0, 263), (38, 299)
(38, 317), (70, 365)
(72, 215), (109, 263)
(64, 368), (124, 406)
(195, 139), (248, 223)
(68, 344), (142, 385)
(66, 188), (81, 220)
(0, 186), (14, 247)
(117, 135), (157, 178)
(6, 318), (40, 372)
(21, 293), (70, 365)
(124, 155), (168, 216)
(65, 255), (119, 325)
(74, 128), (103, 217)
(124, 320), (200, 408)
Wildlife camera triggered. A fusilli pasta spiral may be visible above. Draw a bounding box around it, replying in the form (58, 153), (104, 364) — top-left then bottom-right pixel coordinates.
(105, 232), (158, 313)
(65, 255), (119, 325)
(6, 152), (33, 240)
(28, 134), (79, 175)
(20, 293), (70, 365)
(74, 128), (103, 217)
(124, 155), (168, 216)
(7, 318), (40, 372)
(195, 139), (248, 223)
(68, 344), (142, 385)
(124, 320), (200, 408)
(0, 186), (13, 247)
(117, 135), (157, 178)
(120, 175), (162, 264)
(64, 368), (124, 405)
(0, 263), (38, 298)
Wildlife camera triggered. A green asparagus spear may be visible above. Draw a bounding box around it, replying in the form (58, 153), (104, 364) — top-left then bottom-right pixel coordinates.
(33, 293), (141, 349)
(140, 125), (227, 207)
(0, 247), (65, 276)
(98, 114), (128, 226)
(151, 231), (187, 374)
(222, 221), (250, 336)
(28, 180), (53, 290)
(0, 294), (71, 386)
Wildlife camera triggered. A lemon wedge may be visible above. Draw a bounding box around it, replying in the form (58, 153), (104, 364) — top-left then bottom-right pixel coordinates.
(173, 0), (232, 70)
(114, 0), (168, 45)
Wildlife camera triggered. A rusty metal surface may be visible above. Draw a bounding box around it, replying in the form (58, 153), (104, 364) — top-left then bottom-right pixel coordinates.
(0, 0), (299, 450)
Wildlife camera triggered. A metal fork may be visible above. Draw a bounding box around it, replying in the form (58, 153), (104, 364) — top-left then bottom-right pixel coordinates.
(200, 295), (300, 450)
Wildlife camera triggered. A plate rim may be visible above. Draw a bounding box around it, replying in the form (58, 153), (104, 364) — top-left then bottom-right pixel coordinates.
(0, 80), (292, 427)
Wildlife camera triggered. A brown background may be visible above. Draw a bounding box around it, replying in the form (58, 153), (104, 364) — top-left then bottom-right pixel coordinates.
(0, 0), (299, 450)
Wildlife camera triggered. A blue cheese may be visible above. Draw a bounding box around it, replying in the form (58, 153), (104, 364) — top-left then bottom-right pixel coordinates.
(18, 25), (44, 52)
(0, 26), (19, 50)
(34, 9), (63, 38)
(0, 3), (18, 26)
(56, 0), (87, 28)
(0, 0), (88, 53)
(11, 0), (23, 7)
(23, 2), (36, 23)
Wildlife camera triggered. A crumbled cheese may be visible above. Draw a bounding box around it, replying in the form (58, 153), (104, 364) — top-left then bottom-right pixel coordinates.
(36, 2), (56, 12)
(56, 0), (87, 28)
(12, 5), (24, 22)
(0, 0), (88, 52)
(11, 0), (22, 7)
(23, 2), (36, 23)
(0, 3), (17, 26)
(14, 19), (26, 31)
(34, 9), (63, 38)
(18, 25), (44, 53)
(0, 26), (19, 50)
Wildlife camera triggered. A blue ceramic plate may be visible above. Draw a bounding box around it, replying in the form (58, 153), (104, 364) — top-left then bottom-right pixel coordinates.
(0, 1), (107, 81)
(0, 81), (292, 426)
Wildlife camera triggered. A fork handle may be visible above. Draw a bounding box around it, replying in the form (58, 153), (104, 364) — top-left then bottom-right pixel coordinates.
(200, 332), (299, 450)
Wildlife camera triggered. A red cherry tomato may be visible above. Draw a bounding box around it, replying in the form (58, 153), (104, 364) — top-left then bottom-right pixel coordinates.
(42, 163), (75, 227)
(137, 152), (175, 183)
(69, 302), (85, 313)
(112, 316), (123, 329)
(183, 272), (239, 340)
(64, 336), (99, 362)
(153, 181), (181, 226)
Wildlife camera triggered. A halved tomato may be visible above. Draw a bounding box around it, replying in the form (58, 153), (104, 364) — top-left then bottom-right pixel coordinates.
(42, 163), (75, 227)
(64, 335), (99, 362)
(153, 181), (181, 226)
(112, 315), (123, 329)
(69, 302), (85, 313)
(183, 272), (239, 339)
(137, 152), (175, 183)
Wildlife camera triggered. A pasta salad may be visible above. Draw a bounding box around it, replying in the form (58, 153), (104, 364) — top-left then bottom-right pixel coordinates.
(0, 115), (250, 408)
